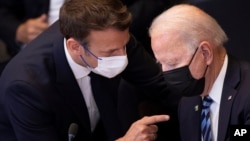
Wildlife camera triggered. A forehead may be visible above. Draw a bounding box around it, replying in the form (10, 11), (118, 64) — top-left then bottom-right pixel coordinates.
(151, 33), (191, 66)
(87, 28), (129, 50)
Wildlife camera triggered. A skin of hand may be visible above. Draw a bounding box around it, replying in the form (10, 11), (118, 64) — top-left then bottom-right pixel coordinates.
(116, 115), (170, 141)
(16, 14), (49, 44)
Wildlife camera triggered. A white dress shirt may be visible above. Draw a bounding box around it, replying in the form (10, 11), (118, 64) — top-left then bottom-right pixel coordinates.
(64, 39), (100, 132)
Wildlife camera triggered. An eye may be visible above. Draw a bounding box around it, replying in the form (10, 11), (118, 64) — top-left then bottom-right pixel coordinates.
(106, 46), (126, 56)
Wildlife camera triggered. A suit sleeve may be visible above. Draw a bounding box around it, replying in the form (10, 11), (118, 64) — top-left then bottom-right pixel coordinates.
(2, 81), (58, 141)
(244, 93), (250, 124)
(123, 34), (181, 109)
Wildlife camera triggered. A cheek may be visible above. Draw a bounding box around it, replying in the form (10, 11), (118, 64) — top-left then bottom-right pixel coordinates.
(189, 59), (207, 79)
(89, 57), (98, 68)
(82, 54), (98, 68)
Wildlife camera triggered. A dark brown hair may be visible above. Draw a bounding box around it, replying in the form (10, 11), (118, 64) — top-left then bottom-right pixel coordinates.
(59, 0), (132, 42)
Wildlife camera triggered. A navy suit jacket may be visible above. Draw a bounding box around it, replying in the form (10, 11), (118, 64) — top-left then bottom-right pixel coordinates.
(0, 21), (176, 141)
(0, 0), (50, 56)
(178, 56), (250, 141)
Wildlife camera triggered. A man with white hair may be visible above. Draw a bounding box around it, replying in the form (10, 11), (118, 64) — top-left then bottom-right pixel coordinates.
(149, 4), (250, 141)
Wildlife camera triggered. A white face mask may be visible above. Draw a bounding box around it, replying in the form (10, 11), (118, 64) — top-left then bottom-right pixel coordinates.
(79, 47), (128, 78)
(91, 55), (128, 78)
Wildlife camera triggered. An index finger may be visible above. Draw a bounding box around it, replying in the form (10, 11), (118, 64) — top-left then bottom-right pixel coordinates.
(140, 115), (170, 125)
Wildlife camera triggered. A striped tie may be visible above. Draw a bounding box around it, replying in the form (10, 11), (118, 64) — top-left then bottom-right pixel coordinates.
(201, 96), (213, 141)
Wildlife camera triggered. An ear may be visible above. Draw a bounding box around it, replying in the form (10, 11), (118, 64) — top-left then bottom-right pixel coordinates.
(200, 41), (213, 65)
(66, 38), (83, 55)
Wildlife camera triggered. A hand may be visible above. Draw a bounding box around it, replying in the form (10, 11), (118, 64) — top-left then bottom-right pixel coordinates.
(16, 14), (49, 44)
(116, 115), (170, 141)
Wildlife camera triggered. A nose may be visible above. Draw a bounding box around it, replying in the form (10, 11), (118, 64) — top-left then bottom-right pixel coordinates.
(162, 64), (173, 72)
(162, 65), (168, 72)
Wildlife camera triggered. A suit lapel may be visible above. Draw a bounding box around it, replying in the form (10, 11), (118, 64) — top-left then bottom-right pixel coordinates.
(89, 73), (123, 140)
(53, 30), (91, 133)
(217, 56), (240, 141)
(179, 96), (202, 141)
(193, 97), (203, 141)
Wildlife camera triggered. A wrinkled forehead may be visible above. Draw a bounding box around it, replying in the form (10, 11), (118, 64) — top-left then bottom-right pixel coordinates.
(152, 33), (189, 59)
(161, 47), (190, 63)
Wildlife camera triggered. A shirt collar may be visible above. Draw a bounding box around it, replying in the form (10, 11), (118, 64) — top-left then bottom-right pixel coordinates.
(64, 38), (91, 79)
(209, 54), (228, 104)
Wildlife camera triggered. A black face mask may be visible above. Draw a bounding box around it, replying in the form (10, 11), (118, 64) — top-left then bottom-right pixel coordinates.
(163, 66), (205, 97)
(163, 48), (207, 97)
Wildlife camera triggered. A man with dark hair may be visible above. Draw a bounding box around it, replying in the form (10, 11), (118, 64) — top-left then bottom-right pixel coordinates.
(0, 0), (180, 141)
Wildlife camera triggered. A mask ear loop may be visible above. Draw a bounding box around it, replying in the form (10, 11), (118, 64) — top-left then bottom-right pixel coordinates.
(188, 46), (208, 77)
(188, 47), (199, 66)
(80, 55), (94, 69)
(79, 42), (102, 60)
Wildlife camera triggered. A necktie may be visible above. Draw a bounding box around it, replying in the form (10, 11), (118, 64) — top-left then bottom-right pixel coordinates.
(201, 96), (213, 141)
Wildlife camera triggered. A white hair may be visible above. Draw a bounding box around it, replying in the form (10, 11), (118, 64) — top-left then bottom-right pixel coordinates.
(149, 4), (228, 52)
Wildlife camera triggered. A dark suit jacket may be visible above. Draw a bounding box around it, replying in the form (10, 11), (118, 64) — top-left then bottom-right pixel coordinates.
(0, 21), (175, 141)
(0, 0), (50, 56)
(178, 56), (250, 141)
(118, 79), (181, 141)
